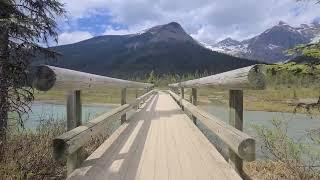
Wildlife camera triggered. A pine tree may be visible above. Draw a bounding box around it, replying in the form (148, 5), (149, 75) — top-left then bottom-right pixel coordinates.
(0, 0), (65, 156)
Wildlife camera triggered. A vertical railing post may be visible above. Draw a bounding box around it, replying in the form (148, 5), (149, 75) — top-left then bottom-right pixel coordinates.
(135, 89), (139, 110)
(135, 89), (138, 99)
(180, 87), (184, 110)
(121, 88), (127, 124)
(66, 90), (82, 175)
(143, 88), (146, 103)
(191, 88), (197, 125)
(229, 90), (244, 177)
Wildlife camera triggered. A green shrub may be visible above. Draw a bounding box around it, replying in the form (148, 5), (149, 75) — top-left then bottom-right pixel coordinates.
(252, 118), (320, 179)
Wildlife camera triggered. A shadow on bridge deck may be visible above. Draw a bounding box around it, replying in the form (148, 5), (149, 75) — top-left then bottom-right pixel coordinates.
(68, 91), (241, 180)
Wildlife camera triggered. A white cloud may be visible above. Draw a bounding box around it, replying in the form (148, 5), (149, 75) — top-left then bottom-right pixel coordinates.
(102, 22), (157, 35)
(103, 25), (139, 35)
(58, 31), (93, 45)
(61, 0), (320, 44)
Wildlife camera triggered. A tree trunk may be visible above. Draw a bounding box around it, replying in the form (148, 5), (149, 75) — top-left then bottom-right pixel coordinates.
(0, 6), (10, 160)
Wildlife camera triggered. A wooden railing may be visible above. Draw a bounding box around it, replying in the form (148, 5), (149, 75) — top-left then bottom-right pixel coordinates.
(168, 64), (265, 177)
(32, 65), (155, 175)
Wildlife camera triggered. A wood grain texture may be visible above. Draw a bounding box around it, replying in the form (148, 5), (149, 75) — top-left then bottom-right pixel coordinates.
(191, 88), (197, 125)
(66, 90), (82, 175)
(32, 65), (153, 91)
(53, 90), (156, 160)
(229, 90), (244, 177)
(169, 65), (265, 90)
(68, 91), (241, 180)
(121, 88), (127, 124)
(168, 90), (255, 161)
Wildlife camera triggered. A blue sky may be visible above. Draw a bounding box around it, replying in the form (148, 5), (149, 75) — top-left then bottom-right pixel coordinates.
(56, 0), (320, 45)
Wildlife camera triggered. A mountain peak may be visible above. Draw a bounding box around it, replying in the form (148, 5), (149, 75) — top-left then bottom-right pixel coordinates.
(217, 37), (240, 46)
(222, 37), (240, 43)
(146, 22), (185, 34)
(211, 21), (319, 63)
(143, 22), (194, 43)
(167, 21), (182, 28)
(278, 21), (288, 26)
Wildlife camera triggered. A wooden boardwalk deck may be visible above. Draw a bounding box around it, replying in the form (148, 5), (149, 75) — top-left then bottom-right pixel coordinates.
(68, 91), (241, 180)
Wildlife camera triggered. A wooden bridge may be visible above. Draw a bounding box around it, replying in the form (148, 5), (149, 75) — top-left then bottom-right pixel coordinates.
(32, 65), (265, 180)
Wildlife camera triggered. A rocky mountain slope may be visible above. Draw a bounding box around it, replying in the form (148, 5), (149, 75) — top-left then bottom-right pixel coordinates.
(41, 22), (259, 78)
(207, 21), (320, 63)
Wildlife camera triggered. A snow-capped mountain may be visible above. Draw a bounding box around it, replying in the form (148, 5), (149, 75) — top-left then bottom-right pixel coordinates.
(40, 22), (259, 78)
(207, 21), (320, 63)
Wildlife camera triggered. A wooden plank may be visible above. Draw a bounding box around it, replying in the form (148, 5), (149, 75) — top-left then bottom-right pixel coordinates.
(68, 92), (242, 180)
(66, 90), (82, 175)
(136, 106), (158, 180)
(191, 88), (197, 125)
(164, 111), (183, 180)
(229, 90), (245, 177)
(121, 88), (127, 124)
(169, 65), (265, 90)
(183, 109), (241, 179)
(168, 90), (255, 161)
(32, 65), (153, 91)
(53, 90), (156, 160)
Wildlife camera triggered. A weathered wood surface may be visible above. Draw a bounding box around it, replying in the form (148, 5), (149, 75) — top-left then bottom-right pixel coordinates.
(53, 90), (156, 160)
(68, 91), (241, 180)
(191, 88), (197, 124)
(32, 65), (153, 91)
(169, 65), (265, 90)
(229, 90), (245, 176)
(66, 90), (82, 174)
(168, 90), (255, 161)
(121, 88), (127, 124)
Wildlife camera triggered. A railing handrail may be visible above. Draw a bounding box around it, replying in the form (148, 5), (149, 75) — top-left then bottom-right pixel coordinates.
(53, 90), (156, 160)
(168, 90), (255, 161)
(32, 65), (153, 91)
(169, 65), (265, 90)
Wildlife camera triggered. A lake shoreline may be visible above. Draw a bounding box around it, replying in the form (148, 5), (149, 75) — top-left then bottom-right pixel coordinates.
(32, 100), (119, 107)
(199, 100), (320, 117)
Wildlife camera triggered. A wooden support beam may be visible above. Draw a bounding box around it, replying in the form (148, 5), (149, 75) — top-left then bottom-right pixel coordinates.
(191, 88), (197, 124)
(53, 90), (156, 160)
(135, 89), (138, 99)
(229, 90), (245, 177)
(32, 65), (153, 91)
(135, 89), (139, 110)
(180, 87), (184, 98)
(169, 65), (265, 90)
(66, 90), (82, 175)
(168, 90), (255, 162)
(181, 87), (184, 110)
(121, 88), (127, 124)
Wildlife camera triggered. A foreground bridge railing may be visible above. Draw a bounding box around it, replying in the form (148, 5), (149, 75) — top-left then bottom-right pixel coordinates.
(32, 65), (155, 174)
(168, 65), (265, 177)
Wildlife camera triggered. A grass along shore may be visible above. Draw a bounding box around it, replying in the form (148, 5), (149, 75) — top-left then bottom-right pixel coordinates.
(2, 112), (319, 179)
(197, 87), (319, 115)
(34, 63), (320, 115)
(4, 63), (316, 179)
(34, 88), (147, 105)
(34, 87), (320, 115)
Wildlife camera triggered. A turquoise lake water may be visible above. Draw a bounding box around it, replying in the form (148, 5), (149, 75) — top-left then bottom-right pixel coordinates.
(23, 102), (117, 129)
(24, 102), (320, 159)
